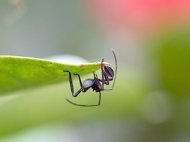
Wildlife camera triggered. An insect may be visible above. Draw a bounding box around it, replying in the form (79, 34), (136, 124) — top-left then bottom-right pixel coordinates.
(64, 49), (117, 107)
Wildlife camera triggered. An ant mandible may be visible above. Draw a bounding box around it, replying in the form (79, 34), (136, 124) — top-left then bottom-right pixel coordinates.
(64, 49), (117, 107)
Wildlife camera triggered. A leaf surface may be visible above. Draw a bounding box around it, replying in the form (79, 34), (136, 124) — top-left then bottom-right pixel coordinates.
(0, 56), (102, 94)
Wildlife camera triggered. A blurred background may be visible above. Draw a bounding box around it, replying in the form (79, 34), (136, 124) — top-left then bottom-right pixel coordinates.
(0, 0), (190, 142)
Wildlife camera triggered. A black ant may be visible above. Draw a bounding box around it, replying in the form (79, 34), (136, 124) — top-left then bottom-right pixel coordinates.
(64, 49), (117, 107)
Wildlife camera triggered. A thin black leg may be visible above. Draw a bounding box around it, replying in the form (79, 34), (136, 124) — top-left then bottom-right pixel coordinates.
(97, 92), (101, 106)
(65, 92), (101, 107)
(64, 71), (74, 96)
(64, 70), (84, 97)
(64, 71), (102, 107)
(98, 71), (114, 91)
(74, 73), (82, 87)
(102, 70), (110, 85)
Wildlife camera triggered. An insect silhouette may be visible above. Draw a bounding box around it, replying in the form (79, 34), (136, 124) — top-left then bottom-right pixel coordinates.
(64, 49), (117, 107)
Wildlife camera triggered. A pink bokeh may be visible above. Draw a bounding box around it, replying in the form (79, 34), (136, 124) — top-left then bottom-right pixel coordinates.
(85, 0), (190, 34)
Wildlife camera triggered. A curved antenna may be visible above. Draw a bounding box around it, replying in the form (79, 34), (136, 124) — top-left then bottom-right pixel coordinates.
(101, 58), (105, 89)
(111, 48), (117, 89)
(65, 92), (101, 107)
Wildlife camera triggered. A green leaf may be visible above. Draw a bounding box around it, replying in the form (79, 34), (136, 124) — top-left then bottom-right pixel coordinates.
(0, 56), (102, 94)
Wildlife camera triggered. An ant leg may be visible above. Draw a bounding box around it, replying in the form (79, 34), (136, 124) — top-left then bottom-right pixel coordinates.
(97, 92), (101, 106)
(102, 70), (110, 85)
(66, 73), (101, 107)
(64, 71), (75, 96)
(64, 71), (91, 106)
(64, 71), (83, 97)
(66, 92), (101, 107)
(73, 73), (82, 87)
(99, 77), (113, 91)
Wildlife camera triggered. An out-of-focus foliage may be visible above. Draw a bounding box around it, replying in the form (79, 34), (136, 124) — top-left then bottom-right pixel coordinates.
(155, 29), (190, 96)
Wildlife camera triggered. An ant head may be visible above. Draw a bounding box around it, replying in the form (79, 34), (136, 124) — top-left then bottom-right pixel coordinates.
(104, 65), (114, 80)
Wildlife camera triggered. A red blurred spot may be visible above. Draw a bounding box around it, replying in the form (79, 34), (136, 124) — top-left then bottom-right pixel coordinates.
(85, 0), (190, 34)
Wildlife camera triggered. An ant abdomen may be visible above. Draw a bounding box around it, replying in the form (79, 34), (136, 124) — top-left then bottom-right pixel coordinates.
(82, 79), (94, 90)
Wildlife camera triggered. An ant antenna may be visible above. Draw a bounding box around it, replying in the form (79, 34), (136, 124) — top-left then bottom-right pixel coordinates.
(65, 92), (101, 107)
(111, 48), (117, 89)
